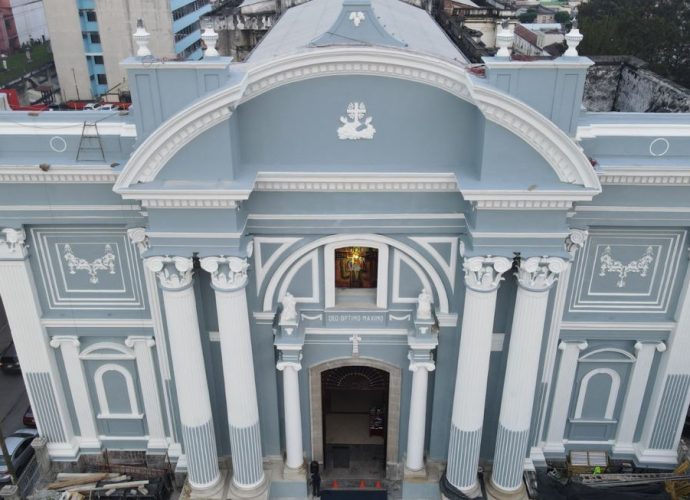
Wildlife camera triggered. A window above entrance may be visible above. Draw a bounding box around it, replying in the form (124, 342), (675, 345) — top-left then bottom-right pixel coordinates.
(333, 246), (380, 309)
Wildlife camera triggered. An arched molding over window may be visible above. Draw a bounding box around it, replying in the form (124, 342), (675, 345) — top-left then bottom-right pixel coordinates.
(80, 342), (135, 361)
(574, 367), (621, 420)
(263, 233), (449, 313)
(94, 363), (142, 419)
(579, 348), (635, 363)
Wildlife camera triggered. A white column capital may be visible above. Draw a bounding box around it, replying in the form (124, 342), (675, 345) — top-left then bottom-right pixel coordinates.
(634, 341), (666, 353)
(558, 340), (588, 351)
(0, 228), (27, 259)
(125, 336), (156, 349)
(565, 228), (588, 257)
(409, 359), (436, 373)
(199, 256), (249, 292)
(145, 256), (194, 290)
(49, 335), (81, 349)
(277, 360), (302, 372)
(516, 256), (566, 292)
(127, 227), (150, 254)
(463, 256), (512, 292)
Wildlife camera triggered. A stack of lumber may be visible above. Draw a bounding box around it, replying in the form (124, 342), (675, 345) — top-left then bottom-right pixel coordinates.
(45, 473), (151, 499)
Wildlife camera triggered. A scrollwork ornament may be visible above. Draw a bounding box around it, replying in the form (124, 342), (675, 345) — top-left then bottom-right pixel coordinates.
(565, 228), (588, 257)
(463, 255), (512, 292)
(199, 256), (249, 292)
(145, 256), (193, 290)
(516, 256), (566, 291)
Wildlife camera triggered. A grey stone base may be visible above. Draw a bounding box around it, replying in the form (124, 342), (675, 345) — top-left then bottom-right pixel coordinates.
(226, 474), (269, 500)
(189, 470), (227, 500)
(484, 478), (528, 500)
(282, 461), (306, 481)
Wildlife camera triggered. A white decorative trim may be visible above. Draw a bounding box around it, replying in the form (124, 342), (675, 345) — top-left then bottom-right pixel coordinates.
(0, 166), (118, 183)
(94, 363), (141, 418)
(337, 102), (375, 140)
(649, 138), (670, 157)
(579, 347), (636, 362)
(49, 136), (68, 153)
(576, 123), (690, 139)
(462, 255), (512, 292)
(410, 237), (458, 290)
(253, 172), (458, 192)
(0, 228), (27, 259)
(473, 199), (572, 210)
(597, 169), (690, 186)
(325, 239), (389, 309)
(574, 368), (621, 420)
(0, 204), (141, 212)
(0, 121), (136, 137)
(392, 250), (432, 304)
(436, 312), (458, 327)
(63, 244), (117, 284)
(277, 250), (320, 304)
(140, 198), (241, 209)
(301, 313), (323, 321)
(516, 256), (566, 291)
(389, 313), (411, 321)
(80, 342), (136, 360)
(599, 245), (655, 288)
(560, 321), (676, 331)
(247, 212), (466, 221)
(254, 237), (302, 293)
(199, 256), (249, 291)
(145, 256), (193, 290)
(42, 318), (153, 328)
(114, 47), (600, 192)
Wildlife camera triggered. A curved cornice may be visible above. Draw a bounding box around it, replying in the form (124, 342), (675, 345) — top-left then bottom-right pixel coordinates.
(114, 46), (601, 193)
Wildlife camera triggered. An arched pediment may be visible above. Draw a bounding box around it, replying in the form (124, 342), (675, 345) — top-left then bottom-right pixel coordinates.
(114, 47), (601, 197)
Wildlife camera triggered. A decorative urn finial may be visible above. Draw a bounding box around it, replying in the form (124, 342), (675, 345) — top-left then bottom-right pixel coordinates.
(495, 20), (514, 58)
(201, 19), (220, 58)
(564, 19), (584, 57)
(133, 19), (151, 57)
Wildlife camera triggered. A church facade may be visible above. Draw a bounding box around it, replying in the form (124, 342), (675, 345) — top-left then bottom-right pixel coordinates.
(1, 1), (689, 499)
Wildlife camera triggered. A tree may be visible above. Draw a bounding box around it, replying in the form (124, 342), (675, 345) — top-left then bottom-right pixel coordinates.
(518, 10), (537, 23)
(554, 11), (571, 24)
(577, 0), (690, 88)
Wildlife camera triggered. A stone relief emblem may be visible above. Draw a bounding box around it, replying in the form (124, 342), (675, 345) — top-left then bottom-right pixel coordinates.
(337, 102), (376, 140)
(349, 11), (365, 27)
(599, 245), (655, 288)
(63, 244), (117, 284)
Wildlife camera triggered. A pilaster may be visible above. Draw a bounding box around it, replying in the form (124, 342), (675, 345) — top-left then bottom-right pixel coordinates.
(125, 336), (168, 452)
(145, 256), (222, 494)
(490, 257), (565, 495)
(444, 255), (511, 496)
(199, 256), (266, 491)
(49, 336), (100, 450)
(0, 228), (77, 458)
(543, 340), (588, 454)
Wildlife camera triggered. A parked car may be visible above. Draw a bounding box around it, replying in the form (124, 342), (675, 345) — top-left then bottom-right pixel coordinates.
(13, 428), (38, 438)
(83, 102), (101, 110)
(0, 434), (35, 484)
(22, 407), (35, 428)
(0, 343), (19, 374)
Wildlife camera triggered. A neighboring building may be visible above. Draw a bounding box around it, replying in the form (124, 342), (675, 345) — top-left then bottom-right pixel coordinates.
(8, 0), (49, 46)
(2, 2), (690, 500)
(530, 3), (556, 23)
(513, 22), (564, 57)
(43, 0), (212, 100)
(0, 0), (20, 53)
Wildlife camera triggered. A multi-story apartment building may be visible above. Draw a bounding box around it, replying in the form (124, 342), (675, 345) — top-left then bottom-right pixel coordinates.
(44, 0), (212, 100)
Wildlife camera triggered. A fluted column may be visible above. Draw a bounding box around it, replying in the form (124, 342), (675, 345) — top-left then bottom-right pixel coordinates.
(277, 356), (304, 470)
(613, 341), (666, 454)
(406, 357), (435, 472)
(49, 336), (100, 449)
(125, 336), (168, 451)
(145, 256), (221, 493)
(0, 229), (75, 456)
(200, 256), (265, 490)
(543, 340), (588, 453)
(445, 256), (511, 495)
(490, 257), (566, 495)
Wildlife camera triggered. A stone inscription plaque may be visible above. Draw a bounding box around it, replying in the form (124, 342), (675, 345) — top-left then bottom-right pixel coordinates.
(325, 312), (386, 327)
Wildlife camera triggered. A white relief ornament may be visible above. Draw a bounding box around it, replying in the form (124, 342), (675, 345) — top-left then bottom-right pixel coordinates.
(463, 256), (512, 292)
(516, 256), (565, 291)
(0, 228), (26, 254)
(349, 334), (362, 357)
(337, 102), (376, 140)
(599, 245), (655, 288)
(416, 288), (433, 320)
(349, 11), (365, 27)
(63, 244), (116, 284)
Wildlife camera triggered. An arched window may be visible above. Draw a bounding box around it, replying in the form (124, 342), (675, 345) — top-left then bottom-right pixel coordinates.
(94, 364), (141, 419)
(574, 368), (620, 420)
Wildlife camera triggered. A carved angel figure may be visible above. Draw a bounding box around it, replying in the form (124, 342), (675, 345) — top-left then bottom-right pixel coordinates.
(281, 292), (298, 324)
(416, 288), (433, 320)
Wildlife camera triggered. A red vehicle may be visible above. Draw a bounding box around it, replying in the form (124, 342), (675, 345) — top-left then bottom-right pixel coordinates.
(22, 406), (35, 428)
(0, 89), (49, 111)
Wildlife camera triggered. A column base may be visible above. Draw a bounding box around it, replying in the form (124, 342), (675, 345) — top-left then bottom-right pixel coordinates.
(440, 472), (483, 499)
(282, 460), (306, 481)
(189, 470), (227, 500)
(485, 478), (528, 500)
(227, 473), (269, 500)
(404, 464), (428, 481)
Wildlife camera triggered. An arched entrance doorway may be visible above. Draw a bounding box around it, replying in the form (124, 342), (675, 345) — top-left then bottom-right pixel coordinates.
(322, 366), (388, 477)
(310, 358), (401, 479)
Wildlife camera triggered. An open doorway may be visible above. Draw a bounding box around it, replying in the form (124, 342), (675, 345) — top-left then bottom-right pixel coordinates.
(321, 366), (389, 479)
